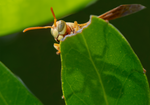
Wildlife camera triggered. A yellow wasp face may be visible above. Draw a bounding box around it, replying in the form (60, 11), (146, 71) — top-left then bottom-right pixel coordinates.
(51, 20), (67, 42)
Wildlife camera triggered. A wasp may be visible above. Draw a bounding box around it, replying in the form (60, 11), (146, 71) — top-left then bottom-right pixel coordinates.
(23, 4), (145, 55)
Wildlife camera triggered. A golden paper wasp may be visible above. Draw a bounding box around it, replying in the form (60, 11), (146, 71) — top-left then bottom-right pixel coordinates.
(23, 4), (145, 55)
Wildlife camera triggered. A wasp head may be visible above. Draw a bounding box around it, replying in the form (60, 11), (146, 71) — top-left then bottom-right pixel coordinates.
(51, 20), (67, 42)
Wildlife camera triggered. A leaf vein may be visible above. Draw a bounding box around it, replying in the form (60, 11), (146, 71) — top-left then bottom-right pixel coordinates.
(81, 33), (109, 105)
(65, 68), (88, 105)
(115, 54), (132, 105)
(0, 92), (8, 105)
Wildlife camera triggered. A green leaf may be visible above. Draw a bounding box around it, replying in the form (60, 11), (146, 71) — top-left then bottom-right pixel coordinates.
(0, 62), (43, 105)
(0, 0), (96, 36)
(60, 16), (149, 105)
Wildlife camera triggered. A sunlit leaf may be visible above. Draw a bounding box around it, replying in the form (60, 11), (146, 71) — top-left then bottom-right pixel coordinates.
(0, 62), (43, 105)
(60, 16), (149, 105)
(0, 0), (96, 36)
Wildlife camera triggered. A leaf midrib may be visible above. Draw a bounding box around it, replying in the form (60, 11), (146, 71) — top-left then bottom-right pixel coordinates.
(81, 33), (109, 105)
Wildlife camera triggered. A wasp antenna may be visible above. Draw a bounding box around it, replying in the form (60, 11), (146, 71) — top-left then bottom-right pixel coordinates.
(50, 7), (57, 27)
(23, 26), (52, 32)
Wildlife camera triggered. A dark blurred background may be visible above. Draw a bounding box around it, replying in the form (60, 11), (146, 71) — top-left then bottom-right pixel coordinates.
(0, 0), (150, 105)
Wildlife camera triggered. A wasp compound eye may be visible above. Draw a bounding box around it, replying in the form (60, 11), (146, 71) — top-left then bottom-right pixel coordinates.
(58, 20), (66, 32)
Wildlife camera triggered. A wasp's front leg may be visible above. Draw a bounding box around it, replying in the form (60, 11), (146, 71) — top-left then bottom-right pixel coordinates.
(54, 43), (60, 55)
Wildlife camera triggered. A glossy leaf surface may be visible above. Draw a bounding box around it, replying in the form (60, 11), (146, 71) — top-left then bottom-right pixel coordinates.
(0, 62), (43, 105)
(60, 16), (149, 105)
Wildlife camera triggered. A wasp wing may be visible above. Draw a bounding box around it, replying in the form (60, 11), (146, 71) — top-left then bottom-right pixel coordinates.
(99, 4), (145, 20)
(78, 4), (145, 28)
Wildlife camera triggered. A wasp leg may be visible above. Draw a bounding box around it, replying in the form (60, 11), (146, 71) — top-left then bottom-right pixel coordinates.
(143, 68), (146, 74)
(78, 23), (88, 27)
(54, 43), (60, 55)
(74, 21), (79, 32)
(105, 20), (109, 23)
(62, 95), (65, 99)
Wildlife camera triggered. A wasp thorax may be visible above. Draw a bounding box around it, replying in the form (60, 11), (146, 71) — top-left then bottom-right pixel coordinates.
(51, 20), (67, 41)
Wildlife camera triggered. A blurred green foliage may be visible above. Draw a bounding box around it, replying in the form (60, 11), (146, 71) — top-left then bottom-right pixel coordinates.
(0, 62), (43, 105)
(0, 0), (150, 105)
(0, 0), (96, 36)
